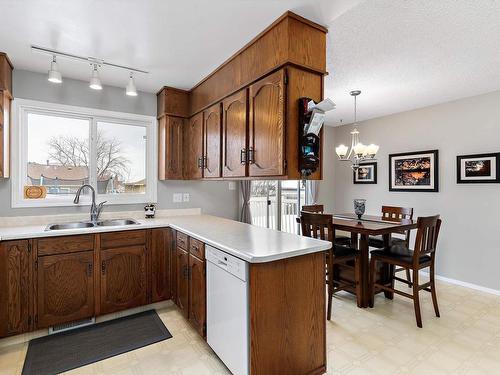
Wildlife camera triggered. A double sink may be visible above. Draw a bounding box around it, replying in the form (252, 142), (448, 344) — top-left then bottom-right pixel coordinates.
(45, 218), (139, 231)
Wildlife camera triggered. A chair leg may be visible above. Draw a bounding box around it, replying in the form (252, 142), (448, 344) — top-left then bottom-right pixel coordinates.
(369, 257), (376, 308)
(430, 259), (440, 318)
(412, 269), (423, 328)
(406, 268), (412, 287)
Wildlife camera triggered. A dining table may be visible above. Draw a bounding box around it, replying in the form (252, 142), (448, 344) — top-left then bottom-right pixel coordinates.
(332, 213), (418, 308)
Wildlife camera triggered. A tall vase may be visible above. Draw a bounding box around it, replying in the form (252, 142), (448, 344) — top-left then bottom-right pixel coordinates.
(353, 199), (366, 220)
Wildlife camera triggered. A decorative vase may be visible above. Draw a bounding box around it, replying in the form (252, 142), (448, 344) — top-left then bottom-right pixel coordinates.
(353, 199), (366, 220)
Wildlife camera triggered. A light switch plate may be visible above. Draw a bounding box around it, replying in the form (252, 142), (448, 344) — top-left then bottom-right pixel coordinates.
(228, 181), (236, 190)
(183, 193), (190, 202)
(173, 193), (183, 203)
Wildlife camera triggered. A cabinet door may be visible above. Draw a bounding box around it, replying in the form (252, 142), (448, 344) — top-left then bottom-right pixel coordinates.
(248, 69), (286, 177)
(188, 254), (206, 337)
(176, 247), (189, 318)
(0, 91), (11, 178)
(37, 251), (94, 328)
(0, 240), (31, 337)
(166, 116), (184, 179)
(151, 228), (173, 303)
(223, 89), (248, 178)
(184, 112), (204, 179)
(100, 246), (147, 315)
(203, 103), (222, 178)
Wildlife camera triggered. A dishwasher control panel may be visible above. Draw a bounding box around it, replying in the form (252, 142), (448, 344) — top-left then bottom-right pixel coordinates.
(206, 245), (248, 282)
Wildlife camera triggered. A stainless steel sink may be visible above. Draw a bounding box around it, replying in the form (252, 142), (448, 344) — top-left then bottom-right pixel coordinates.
(45, 218), (139, 231)
(96, 219), (139, 227)
(45, 222), (95, 231)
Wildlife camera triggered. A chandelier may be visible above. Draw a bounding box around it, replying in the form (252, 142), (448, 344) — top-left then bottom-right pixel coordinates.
(335, 90), (379, 170)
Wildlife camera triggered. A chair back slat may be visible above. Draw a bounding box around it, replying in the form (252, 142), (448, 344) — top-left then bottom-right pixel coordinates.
(300, 211), (333, 243)
(413, 215), (442, 260)
(302, 205), (324, 214)
(382, 206), (414, 241)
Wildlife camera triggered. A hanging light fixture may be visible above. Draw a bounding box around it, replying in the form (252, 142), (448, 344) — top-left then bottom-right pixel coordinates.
(335, 90), (379, 170)
(47, 55), (62, 83)
(126, 72), (137, 96)
(89, 64), (102, 90)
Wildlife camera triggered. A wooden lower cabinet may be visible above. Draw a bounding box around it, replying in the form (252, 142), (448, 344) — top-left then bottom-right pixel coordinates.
(151, 228), (173, 303)
(175, 246), (189, 317)
(188, 253), (206, 337)
(36, 251), (94, 328)
(0, 240), (31, 337)
(100, 246), (148, 315)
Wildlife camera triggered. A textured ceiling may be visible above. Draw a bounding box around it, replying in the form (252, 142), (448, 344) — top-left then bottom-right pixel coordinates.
(1, 0), (499, 125)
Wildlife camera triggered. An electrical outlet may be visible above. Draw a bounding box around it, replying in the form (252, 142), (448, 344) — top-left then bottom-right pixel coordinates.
(228, 181), (236, 190)
(183, 193), (190, 202)
(173, 193), (183, 203)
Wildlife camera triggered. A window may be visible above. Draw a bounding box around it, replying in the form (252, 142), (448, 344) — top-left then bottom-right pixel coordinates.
(12, 99), (157, 207)
(250, 180), (306, 234)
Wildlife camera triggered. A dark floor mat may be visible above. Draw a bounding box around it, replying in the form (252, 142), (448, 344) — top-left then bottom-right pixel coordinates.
(22, 310), (172, 375)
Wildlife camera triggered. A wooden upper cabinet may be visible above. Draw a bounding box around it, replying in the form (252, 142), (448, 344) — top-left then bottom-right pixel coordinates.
(188, 253), (206, 337)
(203, 103), (222, 179)
(248, 69), (286, 177)
(176, 246), (189, 318)
(37, 251), (94, 328)
(222, 89), (248, 178)
(159, 116), (184, 180)
(100, 246), (147, 315)
(0, 53), (13, 179)
(184, 112), (204, 179)
(157, 87), (189, 118)
(151, 228), (173, 303)
(0, 240), (31, 337)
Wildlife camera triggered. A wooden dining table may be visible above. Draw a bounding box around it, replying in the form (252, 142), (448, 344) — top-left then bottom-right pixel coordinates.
(332, 213), (418, 308)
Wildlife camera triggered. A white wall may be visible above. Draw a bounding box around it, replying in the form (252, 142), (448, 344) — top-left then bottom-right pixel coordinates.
(0, 70), (239, 220)
(319, 90), (500, 291)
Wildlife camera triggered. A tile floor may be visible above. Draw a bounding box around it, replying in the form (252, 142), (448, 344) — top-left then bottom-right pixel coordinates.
(1, 279), (500, 375)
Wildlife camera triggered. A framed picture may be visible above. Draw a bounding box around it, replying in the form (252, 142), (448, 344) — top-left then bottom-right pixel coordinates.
(456, 153), (500, 183)
(353, 162), (377, 184)
(389, 150), (439, 192)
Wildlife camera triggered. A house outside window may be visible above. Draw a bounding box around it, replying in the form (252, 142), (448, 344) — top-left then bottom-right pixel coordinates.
(12, 99), (157, 207)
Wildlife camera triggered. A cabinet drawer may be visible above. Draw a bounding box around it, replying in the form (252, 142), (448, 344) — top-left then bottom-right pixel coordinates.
(37, 234), (94, 256)
(100, 230), (146, 250)
(176, 231), (188, 250)
(189, 238), (205, 259)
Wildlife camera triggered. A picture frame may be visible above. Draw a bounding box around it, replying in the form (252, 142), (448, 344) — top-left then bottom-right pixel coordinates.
(456, 152), (500, 183)
(389, 150), (439, 192)
(353, 162), (377, 184)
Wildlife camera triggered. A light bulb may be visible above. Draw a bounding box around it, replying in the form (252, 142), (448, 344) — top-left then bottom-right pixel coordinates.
(336, 144), (349, 158)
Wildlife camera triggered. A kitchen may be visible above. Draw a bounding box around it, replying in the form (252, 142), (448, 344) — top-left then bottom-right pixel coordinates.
(1, 1), (500, 375)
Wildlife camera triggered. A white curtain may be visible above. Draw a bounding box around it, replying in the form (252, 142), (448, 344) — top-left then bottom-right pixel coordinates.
(306, 180), (319, 205)
(240, 180), (252, 224)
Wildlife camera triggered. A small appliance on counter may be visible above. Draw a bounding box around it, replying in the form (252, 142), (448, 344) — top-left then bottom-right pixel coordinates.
(144, 203), (156, 218)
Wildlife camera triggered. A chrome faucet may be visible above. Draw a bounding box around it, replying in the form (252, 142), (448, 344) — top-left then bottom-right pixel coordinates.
(73, 184), (107, 224)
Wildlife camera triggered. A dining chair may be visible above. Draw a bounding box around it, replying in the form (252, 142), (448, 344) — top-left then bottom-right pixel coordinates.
(300, 211), (360, 320)
(369, 206), (414, 284)
(299, 205), (352, 246)
(369, 215), (442, 328)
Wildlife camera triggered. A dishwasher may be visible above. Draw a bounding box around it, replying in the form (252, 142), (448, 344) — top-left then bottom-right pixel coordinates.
(206, 245), (249, 375)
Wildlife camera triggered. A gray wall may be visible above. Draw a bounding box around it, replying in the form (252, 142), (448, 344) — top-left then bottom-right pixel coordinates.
(319, 90), (500, 291)
(0, 70), (239, 220)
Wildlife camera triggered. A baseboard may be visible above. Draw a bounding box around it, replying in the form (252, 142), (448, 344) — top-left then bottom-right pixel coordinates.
(420, 271), (500, 296)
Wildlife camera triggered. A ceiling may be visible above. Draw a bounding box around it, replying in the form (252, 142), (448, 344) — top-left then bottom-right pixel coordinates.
(1, 0), (499, 125)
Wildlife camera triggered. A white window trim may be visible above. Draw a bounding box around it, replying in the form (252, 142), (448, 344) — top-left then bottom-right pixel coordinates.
(12, 98), (158, 208)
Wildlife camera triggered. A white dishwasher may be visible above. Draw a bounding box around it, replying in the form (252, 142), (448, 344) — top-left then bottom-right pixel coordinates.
(206, 245), (249, 375)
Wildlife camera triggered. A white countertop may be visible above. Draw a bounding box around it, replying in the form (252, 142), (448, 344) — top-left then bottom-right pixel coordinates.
(0, 214), (331, 263)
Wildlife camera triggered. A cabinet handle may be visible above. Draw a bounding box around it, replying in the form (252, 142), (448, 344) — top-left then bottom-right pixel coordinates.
(248, 147), (254, 164)
(240, 148), (247, 164)
(101, 261), (106, 275)
(87, 263), (93, 277)
(197, 157), (202, 169)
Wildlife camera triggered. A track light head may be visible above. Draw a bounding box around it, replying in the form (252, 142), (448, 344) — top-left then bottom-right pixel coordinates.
(126, 72), (138, 96)
(89, 64), (102, 90)
(47, 56), (62, 83)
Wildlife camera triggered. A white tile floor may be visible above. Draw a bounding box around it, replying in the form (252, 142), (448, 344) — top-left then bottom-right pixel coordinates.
(1, 279), (500, 375)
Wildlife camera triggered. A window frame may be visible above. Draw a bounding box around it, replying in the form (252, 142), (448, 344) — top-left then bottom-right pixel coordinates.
(12, 99), (157, 208)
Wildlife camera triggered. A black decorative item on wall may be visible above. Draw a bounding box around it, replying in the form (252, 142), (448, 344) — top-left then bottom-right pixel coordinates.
(353, 162), (377, 184)
(389, 150), (439, 192)
(457, 152), (500, 183)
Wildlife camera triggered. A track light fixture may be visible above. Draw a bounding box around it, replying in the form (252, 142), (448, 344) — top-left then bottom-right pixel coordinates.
(89, 64), (102, 90)
(47, 55), (62, 83)
(126, 72), (138, 96)
(32, 45), (148, 96)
